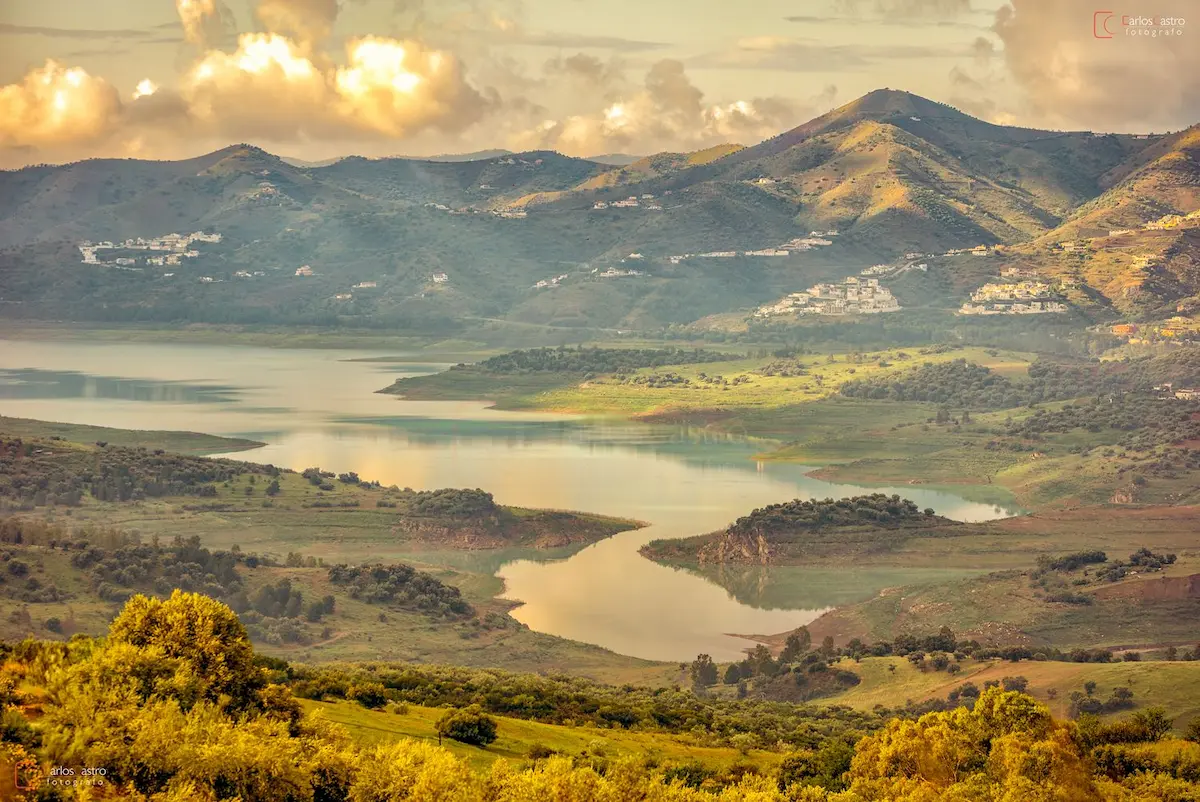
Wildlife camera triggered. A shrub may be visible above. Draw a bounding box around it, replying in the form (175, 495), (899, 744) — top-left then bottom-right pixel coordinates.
(435, 704), (498, 747)
(347, 682), (389, 709)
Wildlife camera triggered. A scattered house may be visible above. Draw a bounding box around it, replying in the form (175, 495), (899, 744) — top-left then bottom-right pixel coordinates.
(353, 281), (377, 289)
(625, 253), (645, 261)
(599, 268), (643, 278)
(532, 273), (570, 289)
(295, 265), (314, 276)
(233, 270), (252, 278)
(1176, 388), (1200, 401)
(1111, 324), (1139, 336)
(744, 249), (790, 257)
(592, 201), (609, 209)
(431, 273), (449, 284)
(199, 276), (215, 283)
(334, 293), (353, 300)
(904, 252), (923, 260)
(698, 251), (737, 258)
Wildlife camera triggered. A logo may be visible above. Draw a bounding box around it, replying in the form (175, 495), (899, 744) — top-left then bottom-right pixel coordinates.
(1094, 10), (1115, 37)
(1093, 10), (1186, 39)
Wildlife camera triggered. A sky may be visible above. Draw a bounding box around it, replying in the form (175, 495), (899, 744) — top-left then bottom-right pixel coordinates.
(1, 0), (1197, 167)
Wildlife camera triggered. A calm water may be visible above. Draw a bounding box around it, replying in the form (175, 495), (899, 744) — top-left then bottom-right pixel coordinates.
(0, 339), (1018, 661)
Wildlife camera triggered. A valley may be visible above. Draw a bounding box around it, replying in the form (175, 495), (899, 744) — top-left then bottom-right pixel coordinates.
(3, 76), (1200, 800)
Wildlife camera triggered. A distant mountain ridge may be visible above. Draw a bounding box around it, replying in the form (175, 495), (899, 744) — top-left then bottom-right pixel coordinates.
(1, 90), (1197, 329)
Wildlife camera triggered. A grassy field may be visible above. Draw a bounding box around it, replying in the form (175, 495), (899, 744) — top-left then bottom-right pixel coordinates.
(0, 415), (264, 455)
(302, 699), (781, 774)
(822, 656), (1200, 731)
(504, 347), (1035, 419)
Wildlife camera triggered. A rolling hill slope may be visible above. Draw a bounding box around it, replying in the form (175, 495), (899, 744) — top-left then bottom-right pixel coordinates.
(0, 89), (1195, 330)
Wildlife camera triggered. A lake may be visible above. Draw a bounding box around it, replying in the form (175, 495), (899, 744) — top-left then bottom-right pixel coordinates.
(0, 339), (1018, 661)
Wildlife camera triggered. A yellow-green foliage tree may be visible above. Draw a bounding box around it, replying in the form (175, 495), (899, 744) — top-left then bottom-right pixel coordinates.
(842, 687), (1099, 801)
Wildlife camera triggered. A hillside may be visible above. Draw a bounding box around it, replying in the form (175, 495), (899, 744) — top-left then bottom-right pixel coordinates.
(1, 89), (1196, 330)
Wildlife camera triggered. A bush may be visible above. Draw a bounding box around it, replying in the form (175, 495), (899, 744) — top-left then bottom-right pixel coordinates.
(347, 682), (389, 709)
(436, 704), (498, 747)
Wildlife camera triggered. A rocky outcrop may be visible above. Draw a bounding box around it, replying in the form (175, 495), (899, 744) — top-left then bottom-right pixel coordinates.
(697, 529), (774, 565)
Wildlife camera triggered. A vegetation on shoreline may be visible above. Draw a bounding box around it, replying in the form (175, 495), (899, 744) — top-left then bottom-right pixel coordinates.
(0, 416), (262, 456)
(642, 495), (956, 566)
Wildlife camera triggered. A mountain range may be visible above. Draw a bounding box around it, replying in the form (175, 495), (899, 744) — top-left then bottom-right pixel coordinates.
(1, 89), (1197, 331)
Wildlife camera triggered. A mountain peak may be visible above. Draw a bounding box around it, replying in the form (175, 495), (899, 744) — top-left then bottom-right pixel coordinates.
(831, 88), (966, 122)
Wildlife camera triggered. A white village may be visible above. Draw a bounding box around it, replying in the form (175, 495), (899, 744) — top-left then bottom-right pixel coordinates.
(755, 277), (901, 318)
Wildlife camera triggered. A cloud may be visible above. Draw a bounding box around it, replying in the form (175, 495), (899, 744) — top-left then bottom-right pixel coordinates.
(992, 0), (1200, 131)
(692, 37), (961, 72)
(499, 31), (668, 52)
(176, 0), (236, 47)
(0, 61), (123, 149)
(0, 3), (493, 166)
(969, 35), (995, 67)
(510, 59), (833, 157)
(0, 24), (170, 45)
(184, 33), (490, 139)
(833, 0), (972, 17)
(255, 0), (340, 47)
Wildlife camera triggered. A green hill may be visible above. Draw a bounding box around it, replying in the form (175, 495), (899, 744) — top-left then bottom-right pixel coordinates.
(2, 90), (1196, 331)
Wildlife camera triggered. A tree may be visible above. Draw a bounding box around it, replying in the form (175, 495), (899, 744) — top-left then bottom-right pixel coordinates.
(107, 590), (264, 710)
(265, 479), (280, 496)
(781, 627), (812, 663)
(723, 664), (742, 685)
(688, 654), (718, 687)
(1186, 717), (1200, 743)
(436, 705), (498, 747)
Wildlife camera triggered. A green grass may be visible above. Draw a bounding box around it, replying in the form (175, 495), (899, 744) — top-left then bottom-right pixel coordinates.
(302, 699), (782, 773)
(823, 657), (1200, 731)
(0, 416), (263, 455)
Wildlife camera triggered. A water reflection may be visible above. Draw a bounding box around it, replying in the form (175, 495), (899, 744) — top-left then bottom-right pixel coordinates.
(0, 368), (243, 404)
(0, 339), (1020, 661)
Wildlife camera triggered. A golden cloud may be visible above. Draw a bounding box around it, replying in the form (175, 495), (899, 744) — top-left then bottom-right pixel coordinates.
(511, 60), (816, 157)
(181, 33), (487, 140)
(0, 61), (123, 149)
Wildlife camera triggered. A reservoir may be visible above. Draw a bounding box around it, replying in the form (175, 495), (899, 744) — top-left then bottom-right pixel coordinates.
(0, 339), (1017, 661)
